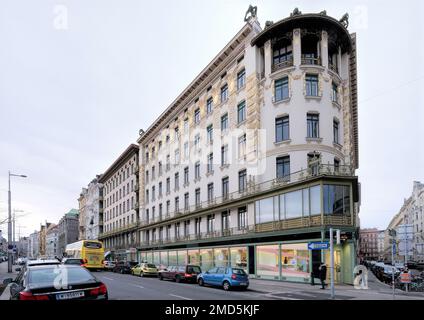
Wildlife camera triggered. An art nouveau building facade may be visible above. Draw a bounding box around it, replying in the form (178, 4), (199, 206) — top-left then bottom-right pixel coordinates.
(135, 10), (360, 284)
(98, 144), (140, 261)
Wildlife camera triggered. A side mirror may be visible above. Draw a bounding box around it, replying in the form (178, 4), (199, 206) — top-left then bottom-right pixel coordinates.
(3, 278), (13, 285)
(15, 267), (21, 272)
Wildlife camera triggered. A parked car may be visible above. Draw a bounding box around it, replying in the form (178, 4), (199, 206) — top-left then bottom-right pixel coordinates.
(158, 265), (202, 283)
(112, 261), (138, 274)
(103, 260), (115, 271)
(131, 263), (158, 277)
(62, 258), (85, 267)
(3, 264), (108, 300)
(197, 267), (249, 291)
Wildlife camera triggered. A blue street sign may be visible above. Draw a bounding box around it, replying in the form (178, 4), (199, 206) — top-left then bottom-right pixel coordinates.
(308, 241), (330, 250)
(392, 243), (396, 255)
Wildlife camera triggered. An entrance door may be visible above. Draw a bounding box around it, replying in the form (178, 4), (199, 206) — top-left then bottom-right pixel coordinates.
(325, 249), (342, 284)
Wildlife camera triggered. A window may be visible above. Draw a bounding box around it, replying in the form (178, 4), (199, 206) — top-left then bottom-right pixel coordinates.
(145, 170), (149, 184)
(152, 166), (155, 180)
(152, 206), (156, 220)
(239, 169), (247, 193)
(152, 186), (156, 201)
(158, 141), (162, 151)
(175, 149), (180, 164)
(194, 108), (200, 125)
(238, 207), (247, 230)
(166, 225), (171, 240)
(276, 156), (290, 179)
(333, 119), (340, 144)
(159, 203), (163, 218)
(308, 153), (321, 175)
(275, 77), (289, 101)
(145, 190), (149, 204)
(237, 101), (246, 123)
(273, 44), (293, 65)
(184, 220), (190, 237)
(145, 152), (149, 164)
(194, 161), (200, 180)
(221, 145), (228, 166)
(206, 97), (213, 114)
(275, 116), (289, 142)
(158, 162), (162, 176)
(184, 142), (189, 158)
(207, 183), (214, 202)
(207, 124), (213, 144)
(332, 82), (338, 103)
(166, 200), (170, 215)
(184, 118), (189, 134)
(207, 214), (215, 233)
(175, 197), (180, 213)
(146, 209), (150, 223)
(195, 218), (201, 236)
(221, 113), (228, 132)
(221, 84), (228, 103)
(174, 172), (179, 190)
(222, 211), (230, 231)
(175, 222), (180, 240)
(207, 153), (213, 173)
(184, 193), (189, 211)
(166, 155), (170, 171)
(195, 188), (201, 207)
(237, 69), (246, 90)
(323, 185), (350, 214)
(158, 182), (162, 197)
(307, 113), (319, 138)
(174, 127), (180, 141)
(222, 177), (229, 200)
(334, 158), (340, 172)
(194, 134), (200, 152)
(238, 134), (246, 158)
(184, 167), (189, 185)
(166, 177), (170, 194)
(305, 74), (319, 96)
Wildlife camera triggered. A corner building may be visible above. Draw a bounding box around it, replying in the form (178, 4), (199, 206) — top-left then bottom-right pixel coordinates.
(136, 9), (360, 284)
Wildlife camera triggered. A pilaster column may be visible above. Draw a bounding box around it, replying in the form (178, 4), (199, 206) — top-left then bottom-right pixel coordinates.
(264, 39), (272, 76)
(293, 28), (302, 66)
(320, 30), (329, 68)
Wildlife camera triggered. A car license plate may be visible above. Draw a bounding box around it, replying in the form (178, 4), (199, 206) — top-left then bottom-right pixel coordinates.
(56, 291), (85, 300)
(240, 282), (247, 286)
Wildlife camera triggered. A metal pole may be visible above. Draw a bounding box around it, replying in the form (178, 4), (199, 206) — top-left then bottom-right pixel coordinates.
(404, 224), (408, 293)
(7, 171), (12, 273)
(392, 239), (395, 300)
(13, 210), (15, 263)
(330, 228), (335, 299)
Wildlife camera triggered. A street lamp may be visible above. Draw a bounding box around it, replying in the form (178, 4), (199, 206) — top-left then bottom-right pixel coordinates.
(8, 171), (27, 273)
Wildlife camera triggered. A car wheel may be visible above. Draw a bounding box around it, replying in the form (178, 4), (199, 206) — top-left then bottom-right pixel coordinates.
(223, 281), (231, 291)
(175, 275), (181, 283)
(198, 278), (204, 286)
(120, 269), (124, 274)
(140, 271), (144, 277)
(159, 275), (163, 280)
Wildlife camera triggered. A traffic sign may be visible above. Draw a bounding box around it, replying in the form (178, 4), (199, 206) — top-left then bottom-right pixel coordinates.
(400, 272), (411, 284)
(308, 241), (330, 250)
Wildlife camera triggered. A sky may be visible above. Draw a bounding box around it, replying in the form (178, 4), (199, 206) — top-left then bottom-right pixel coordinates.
(0, 0), (423, 239)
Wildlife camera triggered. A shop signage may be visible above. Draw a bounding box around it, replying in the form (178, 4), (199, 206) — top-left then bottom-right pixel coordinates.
(308, 242), (330, 250)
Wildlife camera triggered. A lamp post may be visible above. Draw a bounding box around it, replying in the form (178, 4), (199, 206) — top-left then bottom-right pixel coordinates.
(7, 171), (27, 273)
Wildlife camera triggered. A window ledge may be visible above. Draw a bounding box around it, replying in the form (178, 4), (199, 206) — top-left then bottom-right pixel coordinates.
(272, 96), (291, 105)
(206, 170), (214, 177)
(236, 85), (246, 94)
(306, 137), (323, 143)
(274, 139), (291, 146)
(194, 177), (201, 183)
(220, 164), (230, 170)
(183, 182), (190, 188)
(333, 142), (343, 150)
(237, 120), (247, 128)
(332, 101), (341, 110)
(305, 95), (322, 100)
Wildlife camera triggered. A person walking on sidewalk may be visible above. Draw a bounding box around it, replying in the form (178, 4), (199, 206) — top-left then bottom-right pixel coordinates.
(319, 262), (327, 289)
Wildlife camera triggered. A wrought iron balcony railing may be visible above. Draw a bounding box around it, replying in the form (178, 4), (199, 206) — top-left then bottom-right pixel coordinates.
(271, 57), (294, 73)
(301, 55), (321, 66)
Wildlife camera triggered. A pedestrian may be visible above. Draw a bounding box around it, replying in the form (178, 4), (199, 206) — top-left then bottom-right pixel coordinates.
(318, 262), (327, 289)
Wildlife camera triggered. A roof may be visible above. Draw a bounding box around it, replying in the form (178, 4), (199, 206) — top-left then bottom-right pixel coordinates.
(98, 144), (139, 183)
(251, 12), (352, 53)
(137, 22), (254, 145)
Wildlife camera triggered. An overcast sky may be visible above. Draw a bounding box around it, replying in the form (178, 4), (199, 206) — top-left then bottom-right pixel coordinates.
(0, 0), (423, 238)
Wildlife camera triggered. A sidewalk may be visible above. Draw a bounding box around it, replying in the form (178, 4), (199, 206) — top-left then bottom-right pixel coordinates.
(0, 261), (18, 300)
(247, 273), (424, 300)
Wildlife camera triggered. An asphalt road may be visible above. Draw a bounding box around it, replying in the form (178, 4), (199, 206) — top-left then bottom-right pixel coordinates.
(94, 270), (268, 300)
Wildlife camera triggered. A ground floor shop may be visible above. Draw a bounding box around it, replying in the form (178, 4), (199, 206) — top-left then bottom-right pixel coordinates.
(137, 236), (357, 285)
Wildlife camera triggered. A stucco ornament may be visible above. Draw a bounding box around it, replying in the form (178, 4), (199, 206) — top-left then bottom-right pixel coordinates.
(244, 5), (257, 22)
(290, 8), (302, 16)
(339, 13), (349, 28)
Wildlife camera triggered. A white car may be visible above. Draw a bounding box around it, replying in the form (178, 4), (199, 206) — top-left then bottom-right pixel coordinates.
(103, 260), (116, 270)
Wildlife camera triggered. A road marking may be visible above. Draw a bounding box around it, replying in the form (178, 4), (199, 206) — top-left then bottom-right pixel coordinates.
(133, 284), (144, 289)
(169, 294), (193, 300)
(102, 277), (115, 281)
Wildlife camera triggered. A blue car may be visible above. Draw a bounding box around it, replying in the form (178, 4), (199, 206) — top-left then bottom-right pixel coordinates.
(197, 267), (249, 291)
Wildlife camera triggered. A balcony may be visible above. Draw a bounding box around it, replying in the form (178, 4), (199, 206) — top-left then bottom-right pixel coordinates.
(139, 164), (355, 228)
(98, 222), (139, 239)
(329, 63), (338, 74)
(271, 57), (294, 73)
(301, 55), (321, 66)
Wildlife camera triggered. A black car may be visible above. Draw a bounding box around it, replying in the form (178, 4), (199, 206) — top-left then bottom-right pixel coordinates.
(112, 261), (138, 274)
(3, 265), (108, 300)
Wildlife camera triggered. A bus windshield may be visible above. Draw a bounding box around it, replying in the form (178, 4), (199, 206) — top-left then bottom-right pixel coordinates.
(84, 241), (102, 249)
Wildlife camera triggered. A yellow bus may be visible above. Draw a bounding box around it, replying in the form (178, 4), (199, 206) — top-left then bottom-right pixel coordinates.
(65, 240), (104, 270)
